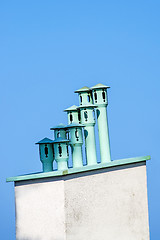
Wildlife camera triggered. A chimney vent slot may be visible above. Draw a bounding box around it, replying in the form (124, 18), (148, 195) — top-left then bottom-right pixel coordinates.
(84, 110), (88, 122)
(70, 113), (73, 123)
(94, 91), (97, 103)
(58, 144), (62, 157)
(102, 90), (106, 102)
(44, 144), (48, 158)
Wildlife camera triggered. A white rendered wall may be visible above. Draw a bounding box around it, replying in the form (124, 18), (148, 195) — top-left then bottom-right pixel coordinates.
(15, 179), (66, 240)
(65, 162), (149, 240)
(14, 162), (149, 240)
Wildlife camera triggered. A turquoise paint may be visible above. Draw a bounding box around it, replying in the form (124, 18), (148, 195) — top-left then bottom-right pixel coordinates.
(64, 105), (80, 124)
(6, 155), (151, 182)
(96, 106), (111, 163)
(50, 124), (68, 139)
(51, 125), (70, 170)
(83, 125), (97, 165)
(36, 138), (54, 144)
(52, 137), (70, 170)
(64, 106), (84, 167)
(66, 123), (84, 168)
(36, 138), (54, 172)
(41, 162), (53, 172)
(11, 84), (148, 178)
(91, 84), (111, 163)
(75, 86), (93, 105)
(78, 104), (97, 165)
(71, 145), (83, 168)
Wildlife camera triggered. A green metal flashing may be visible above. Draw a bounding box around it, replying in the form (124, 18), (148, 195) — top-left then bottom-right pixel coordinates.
(6, 155), (150, 183)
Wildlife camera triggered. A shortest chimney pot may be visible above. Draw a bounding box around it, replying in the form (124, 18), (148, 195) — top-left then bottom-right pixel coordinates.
(36, 138), (54, 172)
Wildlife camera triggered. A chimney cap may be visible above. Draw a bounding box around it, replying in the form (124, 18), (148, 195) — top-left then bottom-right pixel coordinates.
(64, 105), (78, 112)
(66, 123), (85, 128)
(75, 86), (91, 93)
(52, 137), (70, 143)
(35, 137), (53, 145)
(50, 123), (67, 130)
(90, 83), (110, 90)
(77, 103), (97, 109)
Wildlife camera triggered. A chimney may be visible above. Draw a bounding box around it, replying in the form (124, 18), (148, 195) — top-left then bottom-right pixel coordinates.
(50, 123), (68, 139)
(7, 83), (150, 240)
(64, 105), (84, 168)
(91, 83), (111, 163)
(66, 123), (84, 168)
(52, 137), (69, 170)
(64, 105), (81, 124)
(36, 137), (54, 172)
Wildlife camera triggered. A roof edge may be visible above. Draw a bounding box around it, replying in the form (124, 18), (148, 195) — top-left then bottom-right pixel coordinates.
(6, 155), (150, 183)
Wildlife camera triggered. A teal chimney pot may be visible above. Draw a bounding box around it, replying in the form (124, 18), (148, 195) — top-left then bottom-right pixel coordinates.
(52, 137), (70, 170)
(78, 104), (97, 166)
(75, 86), (93, 106)
(50, 124), (68, 140)
(66, 123), (84, 168)
(64, 105), (81, 124)
(36, 138), (54, 172)
(91, 83), (111, 163)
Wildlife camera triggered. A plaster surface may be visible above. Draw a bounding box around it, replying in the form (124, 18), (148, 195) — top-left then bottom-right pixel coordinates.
(14, 162), (149, 240)
(15, 180), (66, 240)
(65, 162), (149, 240)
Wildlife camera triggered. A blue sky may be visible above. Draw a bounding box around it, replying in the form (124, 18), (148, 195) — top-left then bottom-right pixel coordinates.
(0, 1), (160, 239)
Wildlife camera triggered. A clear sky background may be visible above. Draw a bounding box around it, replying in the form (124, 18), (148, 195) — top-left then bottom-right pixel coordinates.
(0, 1), (159, 239)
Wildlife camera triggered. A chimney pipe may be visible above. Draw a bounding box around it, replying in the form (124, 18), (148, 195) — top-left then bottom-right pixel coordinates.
(52, 137), (70, 171)
(36, 138), (54, 172)
(50, 124), (68, 140)
(75, 87), (97, 165)
(64, 105), (81, 124)
(66, 123), (84, 168)
(91, 83), (111, 163)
